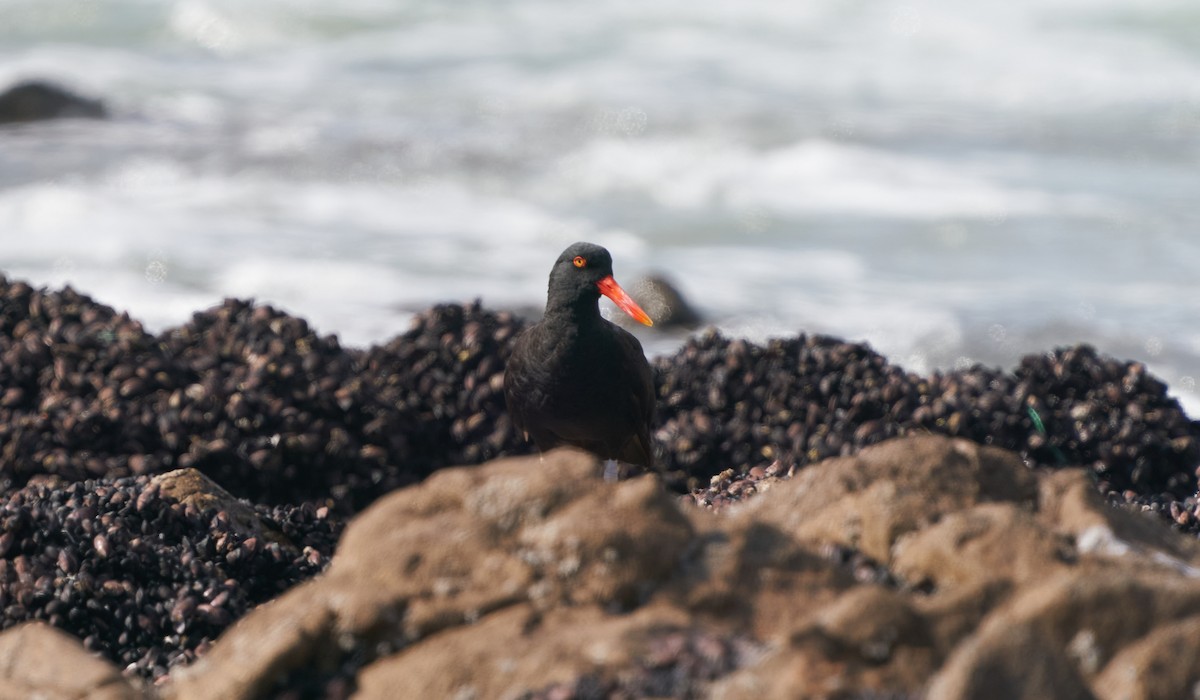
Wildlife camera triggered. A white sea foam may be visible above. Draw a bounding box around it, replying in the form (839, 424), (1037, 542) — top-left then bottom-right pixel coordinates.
(554, 137), (1106, 219)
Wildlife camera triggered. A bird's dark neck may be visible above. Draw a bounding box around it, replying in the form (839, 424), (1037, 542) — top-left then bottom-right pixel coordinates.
(543, 291), (604, 328)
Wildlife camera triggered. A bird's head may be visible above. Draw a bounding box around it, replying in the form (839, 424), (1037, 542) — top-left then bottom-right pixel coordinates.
(547, 242), (653, 326)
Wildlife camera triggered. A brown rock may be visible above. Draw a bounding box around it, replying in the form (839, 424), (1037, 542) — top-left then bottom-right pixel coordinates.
(353, 603), (693, 699)
(742, 434), (1039, 562)
(166, 582), (333, 700)
(142, 436), (1200, 700)
(927, 617), (1096, 700)
(325, 448), (603, 641)
(1041, 469), (1200, 567)
(892, 503), (1073, 589)
(1093, 614), (1200, 700)
(813, 585), (929, 664)
(150, 468), (294, 550)
(165, 448), (700, 700)
(915, 579), (1014, 659)
(771, 585), (941, 697)
(927, 569), (1200, 700)
(517, 473), (693, 609)
(714, 585), (938, 700)
(0, 622), (145, 700)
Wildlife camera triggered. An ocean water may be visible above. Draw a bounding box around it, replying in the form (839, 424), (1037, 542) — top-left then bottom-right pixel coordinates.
(2, 0), (1199, 410)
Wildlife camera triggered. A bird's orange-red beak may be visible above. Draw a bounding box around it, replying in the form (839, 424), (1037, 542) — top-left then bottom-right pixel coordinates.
(596, 275), (653, 327)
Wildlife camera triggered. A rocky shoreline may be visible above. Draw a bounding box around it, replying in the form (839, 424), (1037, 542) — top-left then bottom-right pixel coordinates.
(2, 274), (1200, 698)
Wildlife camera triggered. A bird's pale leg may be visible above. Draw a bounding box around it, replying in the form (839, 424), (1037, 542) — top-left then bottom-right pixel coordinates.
(603, 459), (619, 482)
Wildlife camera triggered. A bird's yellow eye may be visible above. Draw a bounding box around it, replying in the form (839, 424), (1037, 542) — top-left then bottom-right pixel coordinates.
(573, 256), (587, 268)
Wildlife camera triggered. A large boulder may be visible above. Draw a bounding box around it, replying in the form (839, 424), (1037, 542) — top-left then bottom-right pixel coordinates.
(0, 622), (144, 699)
(160, 435), (1200, 699)
(0, 80), (106, 123)
(5, 435), (1199, 698)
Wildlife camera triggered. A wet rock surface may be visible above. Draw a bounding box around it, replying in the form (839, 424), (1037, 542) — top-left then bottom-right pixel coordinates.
(3, 274), (1200, 697)
(4, 275), (1197, 517)
(623, 274), (704, 330)
(658, 330), (1198, 501)
(0, 469), (335, 682)
(0, 80), (107, 124)
(0, 279), (526, 513)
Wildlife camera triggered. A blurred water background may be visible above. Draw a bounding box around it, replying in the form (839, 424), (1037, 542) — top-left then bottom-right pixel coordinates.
(1, 0), (1199, 410)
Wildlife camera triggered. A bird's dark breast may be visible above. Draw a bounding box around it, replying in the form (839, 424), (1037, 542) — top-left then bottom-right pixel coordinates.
(505, 320), (653, 464)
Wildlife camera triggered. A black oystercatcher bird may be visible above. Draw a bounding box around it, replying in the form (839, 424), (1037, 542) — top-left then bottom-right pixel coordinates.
(504, 242), (656, 474)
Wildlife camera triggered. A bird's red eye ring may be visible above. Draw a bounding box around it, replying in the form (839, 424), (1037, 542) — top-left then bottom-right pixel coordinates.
(573, 256), (587, 268)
